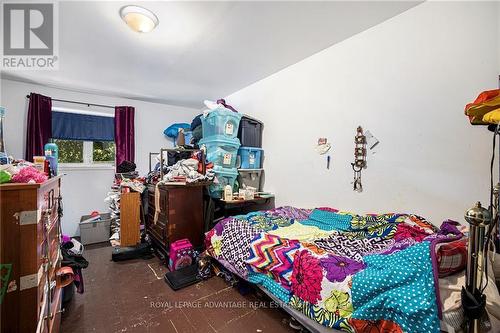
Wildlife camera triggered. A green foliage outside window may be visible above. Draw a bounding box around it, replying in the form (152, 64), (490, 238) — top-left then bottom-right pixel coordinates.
(52, 139), (115, 164)
(93, 141), (115, 163)
(53, 139), (83, 163)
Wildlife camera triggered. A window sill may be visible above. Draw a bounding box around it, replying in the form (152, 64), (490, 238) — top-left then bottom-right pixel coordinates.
(59, 164), (115, 171)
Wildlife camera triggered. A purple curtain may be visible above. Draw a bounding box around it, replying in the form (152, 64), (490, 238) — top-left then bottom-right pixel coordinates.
(114, 106), (135, 168)
(25, 93), (52, 162)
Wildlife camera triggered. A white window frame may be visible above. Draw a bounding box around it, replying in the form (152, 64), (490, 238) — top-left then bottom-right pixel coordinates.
(58, 140), (115, 170)
(53, 107), (115, 171)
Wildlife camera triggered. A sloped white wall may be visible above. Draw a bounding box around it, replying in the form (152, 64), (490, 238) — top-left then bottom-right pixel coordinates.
(1, 79), (199, 236)
(226, 1), (499, 225)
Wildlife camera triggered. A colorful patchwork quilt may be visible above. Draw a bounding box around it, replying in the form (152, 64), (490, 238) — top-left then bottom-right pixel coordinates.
(205, 206), (465, 333)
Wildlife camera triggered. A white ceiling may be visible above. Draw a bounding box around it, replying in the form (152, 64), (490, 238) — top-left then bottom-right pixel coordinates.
(2, 1), (421, 108)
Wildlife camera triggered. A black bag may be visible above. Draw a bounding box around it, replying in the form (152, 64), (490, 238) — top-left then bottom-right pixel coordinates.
(117, 160), (137, 173)
(111, 243), (153, 261)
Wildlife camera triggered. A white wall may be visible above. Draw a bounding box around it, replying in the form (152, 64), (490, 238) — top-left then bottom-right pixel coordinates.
(1, 79), (199, 236)
(498, 1), (500, 75)
(226, 1), (500, 225)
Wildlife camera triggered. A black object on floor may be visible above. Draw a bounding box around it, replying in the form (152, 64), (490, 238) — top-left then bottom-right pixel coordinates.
(164, 264), (201, 291)
(111, 243), (153, 261)
(62, 283), (75, 304)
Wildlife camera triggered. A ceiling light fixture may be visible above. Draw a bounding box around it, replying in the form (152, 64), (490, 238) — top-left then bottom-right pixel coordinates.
(120, 5), (159, 33)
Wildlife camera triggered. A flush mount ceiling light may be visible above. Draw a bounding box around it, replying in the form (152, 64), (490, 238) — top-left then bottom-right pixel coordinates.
(120, 5), (159, 33)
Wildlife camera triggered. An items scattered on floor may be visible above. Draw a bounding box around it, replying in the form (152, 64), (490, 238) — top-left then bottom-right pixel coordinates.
(61, 236), (89, 294)
(168, 239), (194, 271)
(164, 264), (202, 291)
(196, 252), (213, 280)
(111, 242), (153, 262)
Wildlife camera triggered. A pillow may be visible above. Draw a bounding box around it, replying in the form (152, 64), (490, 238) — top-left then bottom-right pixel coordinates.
(436, 238), (467, 278)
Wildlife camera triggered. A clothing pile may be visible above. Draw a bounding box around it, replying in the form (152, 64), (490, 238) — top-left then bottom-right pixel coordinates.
(60, 237), (89, 294)
(163, 158), (214, 183)
(465, 89), (500, 126)
(120, 178), (146, 193)
(0, 160), (48, 184)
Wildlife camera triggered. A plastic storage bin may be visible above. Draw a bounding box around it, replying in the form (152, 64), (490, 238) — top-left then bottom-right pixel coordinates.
(79, 213), (112, 245)
(200, 135), (241, 169)
(209, 168), (238, 198)
(202, 107), (243, 139)
(237, 147), (263, 169)
(238, 169), (263, 191)
(238, 116), (263, 147)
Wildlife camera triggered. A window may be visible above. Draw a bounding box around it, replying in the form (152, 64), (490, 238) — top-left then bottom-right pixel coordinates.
(51, 109), (115, 168)
(54, 139), (116, 165)
(54, 139), (84, 163)
(54, 139), (115, 166)
(93, 141), (115, 163)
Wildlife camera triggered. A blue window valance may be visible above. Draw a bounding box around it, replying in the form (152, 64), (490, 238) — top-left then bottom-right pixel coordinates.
(52, 112), (114, 141)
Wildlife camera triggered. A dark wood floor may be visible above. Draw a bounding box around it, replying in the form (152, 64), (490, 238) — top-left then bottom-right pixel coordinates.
(61, 244), (297, 333)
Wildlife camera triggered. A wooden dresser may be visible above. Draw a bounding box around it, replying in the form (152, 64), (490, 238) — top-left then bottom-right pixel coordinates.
(0, 176), (63, 333)
(146, 184), (205, 258)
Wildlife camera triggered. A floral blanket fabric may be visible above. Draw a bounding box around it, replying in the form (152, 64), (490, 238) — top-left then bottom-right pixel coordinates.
(205, 206), (460, 333)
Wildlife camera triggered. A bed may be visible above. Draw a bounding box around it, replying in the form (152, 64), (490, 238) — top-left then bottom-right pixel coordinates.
(204, 206), (500, 333)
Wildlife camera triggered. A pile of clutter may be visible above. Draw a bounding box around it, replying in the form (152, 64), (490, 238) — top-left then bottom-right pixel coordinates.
(162, 153), (215, 184)
(0, 160), (49, 184)
(58, 236), (89, 299)
(105, 183), (121, 247)
(105, 161), (147, 247)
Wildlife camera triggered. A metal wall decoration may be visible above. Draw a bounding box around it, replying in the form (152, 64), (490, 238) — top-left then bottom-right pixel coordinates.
(351, 126), (367, 192)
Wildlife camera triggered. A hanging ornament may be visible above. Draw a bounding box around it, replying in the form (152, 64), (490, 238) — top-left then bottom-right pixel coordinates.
(351, 126), (367, 192)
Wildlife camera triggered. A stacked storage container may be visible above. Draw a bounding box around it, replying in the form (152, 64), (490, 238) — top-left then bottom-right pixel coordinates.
(200, 107), (242, 198)
(237, 116), (264, 192)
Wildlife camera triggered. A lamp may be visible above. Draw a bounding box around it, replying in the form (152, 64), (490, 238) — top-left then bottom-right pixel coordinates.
(120, 5), (159, 33)
(463, 201), (492, 333)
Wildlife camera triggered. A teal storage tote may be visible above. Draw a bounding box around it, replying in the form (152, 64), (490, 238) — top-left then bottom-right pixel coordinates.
(202, 107), (243, 139)
(209, 168), (238, 198)
(200, 135), (241, 169)
(237, 147), (263, 169)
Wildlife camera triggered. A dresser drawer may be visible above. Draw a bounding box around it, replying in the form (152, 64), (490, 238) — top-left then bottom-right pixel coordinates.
(38, 183), (59, 217)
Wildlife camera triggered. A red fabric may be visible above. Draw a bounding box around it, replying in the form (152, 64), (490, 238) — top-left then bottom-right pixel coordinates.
(465, 89), (500, 124)
(465, 89), (500, 112)
(436, 238), (467, 277)
(394, 223), (427, 242)
(25, 93), (52, 162)
(349, 318), (403, 333)
(114, 106), (135, 169)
